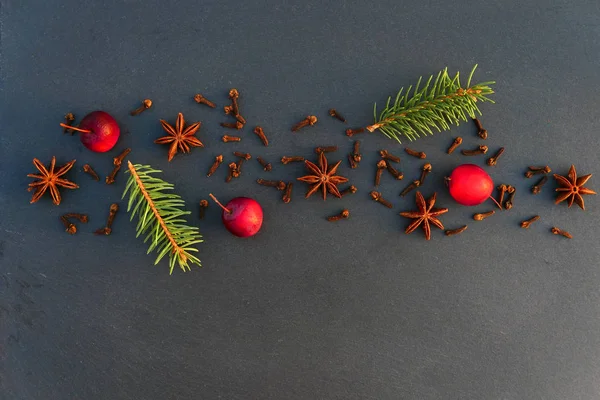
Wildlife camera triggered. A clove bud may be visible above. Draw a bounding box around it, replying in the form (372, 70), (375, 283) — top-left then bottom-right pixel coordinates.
(370, 191), (393, 208)
(257, 179), (286, 191)
(327, 209), (350, 221)
(106, 148), (131, 185)
(340, 185), (358, 196)
(253, 126), (269, 146)
(256, 157), (272, 171)
(379, 150), (401, 163)
(83, 164), (99, 181)
(222, 135), (242, 143)
(375, 160), (387, 186)
(328, 109), (346, 123)
(194, 93), (216, 108)
(486, 147), (505, 166)
(447, 137), (462, 154)
(315, 146), (338, 154)
(461, 145), (488, 156)
(281, 156), (304, 164)
(404, 147), (426, 159)
(291, 115), (318, 132)
(531, 175), (548, 195)
(130, 99), (153, 116)
(94, 203), (119, 235)
(206, 155), (224, 177)
(444, 225), (468, 236)
(199, 200), (209, 219)
(419, 163), (432, 185)
(473, 210), (495, 221)
(220, 121), (244, 130)
(473, 118), (487, 139)
(551, 227), (572, 239)
(520, 215), (540, 229)
(400, 180), (421, 197)
(345, 128), (365, 137)
(283, 182), (293, 203)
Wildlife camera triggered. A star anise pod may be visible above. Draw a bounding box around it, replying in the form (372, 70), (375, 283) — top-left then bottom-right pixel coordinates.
(553, 164), (596, 210)
(155, 112), (203, 162)
(27, 157), (79, 205)
(400, 191), (448, 240)
(297, 151), (348, 200)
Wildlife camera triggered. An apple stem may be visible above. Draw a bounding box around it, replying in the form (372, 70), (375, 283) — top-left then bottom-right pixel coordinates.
(209, 193), (231, 214)
(488, 195), (502, 209)
(59, 123), (92, 134)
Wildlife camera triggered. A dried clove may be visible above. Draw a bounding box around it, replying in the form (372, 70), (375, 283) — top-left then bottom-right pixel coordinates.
(224, 105), (233, 115)
(199, 200), (209, 219)
(345, 127), (365, 137)
(257, 179), (286, 191)
(106, 148), (131, 185)
(327, 209), (350, 221)
(340, 185), (358, 196)
(230, 162), (240, 178)
(496, 184), (507, 209)
(222, 135), (242, 143)
(207, 155), (224, 177)
(63, 213), (88, 223)
(253, 126), (269, 146)
(400, 180), (421, 197)
(63, 113), (75, 134)
(551, 227), (573, 239)
(473, 118), (488, 139)
(531, 175), (548, 195)
(328, 109), (346, 123)
(348, 154), (358, 169)
(447, 137), (463, 154)
(130, 99), (153, 116)
(473, 210), (495, 221)
(291, 115), (318, 132)
(370, 191), (393, 208)
(229, 88), (240, 116)
(235, 158), (245, 175)
(60, 215), (77, 235)
(225, 163), (236, 182)
(233, 152), (251, 160)
(525, 166), (551, 178)
(220, 121), (244, 130)
(520, 215), (540, 229)
(256, 157), (272, 171)
(282, 183), (293, 203)
(444, 225), (468, 236)
(194, 93), (216, 108)
(379, 150), (401, 163)
(386, 162), (404, 180)
(235, 114), (247, 125)
(404, 147), (426, 159)
(315, 146), (338, 154)
(352, 141), (362, 163)
(486, 147), (505, 166)
(94, 203), (119, 235)
(461, 145), (488, 156)
(419, 163), (432, 185)
(504, 186), (516, 210)
(83, 164), (100, 181)
(281, 156), (305, 164)
(375, 160), (387, 186)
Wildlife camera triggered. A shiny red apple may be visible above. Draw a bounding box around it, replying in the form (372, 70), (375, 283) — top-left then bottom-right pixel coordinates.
(209, 194), (263, 237)
(60, 111), (120, 153)
(448, 164), (494, 206)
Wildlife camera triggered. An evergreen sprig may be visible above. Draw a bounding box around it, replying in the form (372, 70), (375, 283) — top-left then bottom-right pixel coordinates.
(122, 161), (203, 274)
(367, 65), (495, 143)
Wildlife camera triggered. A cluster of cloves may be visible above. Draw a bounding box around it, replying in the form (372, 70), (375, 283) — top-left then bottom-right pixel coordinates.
(222, 89), (246, 128)
(60, 213), (88, 235)
(494, 184), (516, 211)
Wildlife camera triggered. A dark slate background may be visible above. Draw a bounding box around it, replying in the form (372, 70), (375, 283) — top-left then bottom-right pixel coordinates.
(1, 1), (600, 399)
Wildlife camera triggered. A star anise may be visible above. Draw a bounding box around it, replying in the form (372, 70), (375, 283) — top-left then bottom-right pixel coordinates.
(553, 164), (596, 210)
(27, 157), (79, 205)
(400, 191), (448, 240)
(297, 151), (348, 200)
(155, 112), (203, 162)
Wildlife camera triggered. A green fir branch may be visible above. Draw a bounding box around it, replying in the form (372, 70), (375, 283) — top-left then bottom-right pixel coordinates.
(367, 65), (495, 143)
(122, 161), (203, 274)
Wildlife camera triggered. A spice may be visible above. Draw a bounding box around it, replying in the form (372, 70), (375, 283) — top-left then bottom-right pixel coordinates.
(529, 165), (552, 173)
(370, 191), (393, 208)
(352, 141), (361, 163)
(156, 113), (203, 162)
(106, 147), (131, 185)
(256, 157), (272, 171)
(224, 105), (233, 115)
(532, 175), (548, 195)
(386, 162), (403, 180)
(220, 121), (244, 130)
(551, 227), (573, 239)
(447, 137), (462, 154)
(400, 192), (448, 240)
(473, 118), (488, 139)
(496, 184), (507, 209)
(233, 152), (251, 160)
(327, 209), (350, 221)
(419, 163), (432, 185)
(27, 157), (79, 205)
(297, 152), (348, 199)
(253, 126), (269, 146)
(130, 99), (153, 116)
(229, 89), (240, 116)
(504, 186), (516, 210)
(520, 215), (540, 229)
(231, 162), (241, 178)
(194, 93), (216, 108)
(64, 213), (88, 223)
(257, 179), (286, 191)
(400, 180), (421, 197)
(83, 164), (99, 181)
(404, 147), (426, 159)
(486, 147), (505, 166)
(234, 114), (246, 125)
(225, 163), (236, 182)
(379, 150), (401, 163)
(222, 135), (241, 143)
(553, 165), (596, 209)
(444, 225), (468, 236)
(315, 146), (338, 154)
(328, 109), (346, 123)
(60, 216), (77, 235)
(291, 115), (318, 132)
(63, 113), (75, 134)
(473, 210), (495, 221)
(281, 156), (305, 164)
(461, 145), (488, 156)
(348, 154), (357, 169)
(525, 167), (551, 178)
(340, 185), (358, 196)
(345, 128), (365, 137)
(235, 158), (245, 175)
(199, 200), (209, 219)
(375, 160), (386, 186)
(94, 203), (119, 235)
(207, 155), (224, 177)
(283, 182), (293, 203)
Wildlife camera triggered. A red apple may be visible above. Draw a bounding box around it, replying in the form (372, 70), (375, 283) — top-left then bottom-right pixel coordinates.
(209, 194), (263, 237)
(60, 111), (120, 153)
(448, 164), (494, 206)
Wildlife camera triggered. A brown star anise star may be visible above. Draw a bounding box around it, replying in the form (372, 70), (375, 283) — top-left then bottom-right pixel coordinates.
(27, 156), (79, 205)
(400, 191), (448, 240)
(155, 112), (203, 162)
(554, 164), (596, 210)
(297, 151), (348, 200)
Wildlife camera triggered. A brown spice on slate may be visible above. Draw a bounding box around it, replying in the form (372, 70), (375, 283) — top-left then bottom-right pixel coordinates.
(291, 115), (318, 132)
(496, 184), (507, 209)
(504, 186), (516, 210)
(221, 121), (244, 130)
(315, 146), (338, 154)
(473, 118), (488, 139)
(28, 157), (79, 205)
(400, 180), (421, 197)
(224, 105), (233, 115)
(553, 164), (596, 209)
(64, 213), (88, 223)
(346, 127), (365, 137)
(348, 154), (357, 169)
(419, 163), (432, 185)
(106, 148), (131, 185)
(257, 179), (286, 191)
(130, 99), (153, 116)
(529, 165), (552, 173)
(231, 162), (240, 178)
(370, 191), (393, 208)
(461, 145), (488, 156)
(235, 114), (246, 125)
(352, 141), (361, 163)
(486, 147), (505, 166)
(405, 147), (426, 159)
(379, 150), (401, 163)
(222, 135), (241, 143)
(281, 156), (305, 164)
(194, 93), (216, 108)
(283, 182), (293, 203)
(60, 213), (88, 235)
(532, 175), (548, 194)
(229, 89), (240, 116)
(207, 155), (224, 177)
(256, 157), (272, 171)
(340, 185), (357, 196)
(235, 158), (245, 175)
(328, 109), (346, 123)
(60, 215), (77, 235)
(551, 227), (573, 239)
(447, 137), (462, 154)
(445, 225), (468, 236)
(156, 112), (203, 162)
(253, 126), (269, 146)
(297, 152), (348, 199)
(375, 160), (387, 186)
(199, 200), (209, 219)
(233, 152), (251, 160)
(386, 162), (403, 180)
(520, 215), (540, 229)
(473, 210), (495, 221)
(63, 113), (75, 134)
(83, 164), (99, 181)
(225, 163), (236, 182)
(327, 209), (350, 221)
(400, 192), (448, 240)
(95, 203), (119, 235)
